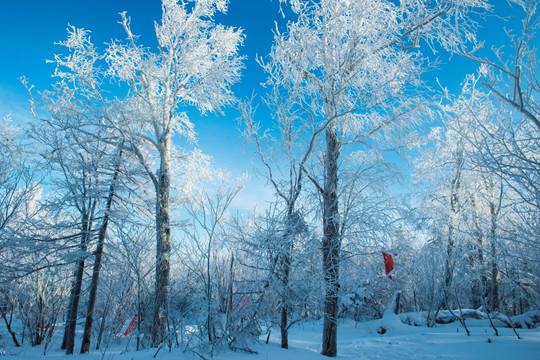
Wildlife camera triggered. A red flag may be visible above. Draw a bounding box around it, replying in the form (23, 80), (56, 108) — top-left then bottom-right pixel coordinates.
(383, 252), (394, 281)
(123, 315), (138, 336)
(241, 296), (250, 321)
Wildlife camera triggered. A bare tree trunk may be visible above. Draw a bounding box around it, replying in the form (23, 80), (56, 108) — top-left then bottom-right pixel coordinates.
(278, 207), (298, 350)
(95, 293), (111, 351)
(62, 256), (86, 353)
(440, 150), (464, 311)
(469, 194), (486, 309)
(207, 233), (214, 343)
(34, 275), (45, 346)
(390, 291), (401, 314)
(81, 149), (122, 354)
(152, 140), (171, 347)
(136, 270), (142, 351)
(42, 312), (59, 355)
(0, 294), (21, 347)
(280, 302), (289, 348)
(62, 207), (95, 354)
(280, 249), (291, 349)
(443, 193), (457, 307)
(489, 207), (499, 311)
(228, 252), (234, 325)
(321, 124), (341, 358)
(491, 256), (499, 311)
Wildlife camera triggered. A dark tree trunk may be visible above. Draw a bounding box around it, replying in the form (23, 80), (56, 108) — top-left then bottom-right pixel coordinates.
(280, 302), (289, 349)
(62, 256), (86, 354)
(489, 201), (499, 311)
(207, 226), (214, 343)
(490, 240), (499, 311)
(95, 294), (111, 351)
(228, 253), (234, 325)
(152, 142), (171, 347)
(80, 231), (106, 353)
(440, 150), (464, 311)
(469, 195), (486, 310)
(390, 291), (401, 314)
(62, 258), (86, 354)
(443, 192), (457, 305)
(280, 249), (291, 349)
(136, 280), (142, 351)
(472, 241), (488, 310)
(80, 150), (122, 354)
(279, 207), (297, 350)
(0, 296), (21, 347)
(321, 125), (341, 358)
(62, 208), (94, 354)
(35, 288), (45, 346)
(207, 273), (213, 343)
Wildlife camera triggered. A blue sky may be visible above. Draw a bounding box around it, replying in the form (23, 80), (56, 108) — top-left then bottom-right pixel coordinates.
(0, 0), (292, 208)
(0, 0), (523, 209)
(0, 0), (291, 119)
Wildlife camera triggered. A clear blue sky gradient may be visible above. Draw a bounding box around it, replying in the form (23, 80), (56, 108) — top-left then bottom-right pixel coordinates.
(0, 0), (524, 208)
(0, 0), (294, 208)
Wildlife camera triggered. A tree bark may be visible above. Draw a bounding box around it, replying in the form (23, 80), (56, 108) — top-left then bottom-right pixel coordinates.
(469, 194), (486, 309)
(62, 207), (94, 354)
(280, 301), (289, 349)
(95, 293), (111, 351)
(80, 149), (122, 354)
(486, 179), (502, 312)
(440, 150), (464, 311)
(444, 193), (457, 304)
(152, 139), (171, 347)
(321, 124), (341, 358)
(278, 207), (297, 349)
(34, 276), (45, 346)
(280, 248), (291, 349)
(207, 233), (214, 343)
(62, 257), (86, 354)
(228, 252), (234, 325)
(489, 202), (499, 311)
(0, 295), (21, 347)
(390, 291), (401, 314)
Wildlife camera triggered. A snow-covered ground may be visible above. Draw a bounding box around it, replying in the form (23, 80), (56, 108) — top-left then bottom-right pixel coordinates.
(1, 318), (539, 359)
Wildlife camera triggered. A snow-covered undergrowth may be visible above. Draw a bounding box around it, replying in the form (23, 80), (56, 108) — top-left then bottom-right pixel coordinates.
(1, 316), (539, 359)
(399, 309), (540, 329)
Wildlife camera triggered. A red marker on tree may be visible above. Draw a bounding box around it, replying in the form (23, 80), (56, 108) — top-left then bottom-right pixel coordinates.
(123, 315), (138, 336)
(383, 252), (394, 281)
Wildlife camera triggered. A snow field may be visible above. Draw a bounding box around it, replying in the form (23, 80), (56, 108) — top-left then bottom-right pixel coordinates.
(2, 318), (539, 359)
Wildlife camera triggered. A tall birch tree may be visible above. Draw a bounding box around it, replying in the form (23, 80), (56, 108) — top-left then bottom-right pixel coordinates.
(274, 0), (487, 356)
(105, 0), (243, 345)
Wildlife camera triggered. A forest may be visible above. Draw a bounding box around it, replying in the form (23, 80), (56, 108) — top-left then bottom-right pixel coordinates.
(0, 0), (538, 358)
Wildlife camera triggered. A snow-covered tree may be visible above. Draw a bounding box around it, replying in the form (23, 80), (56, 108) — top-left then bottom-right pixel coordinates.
(0, 115), (47, 350)
(457, 0), (539, 131)
(105, 220), (156, 350)
(241, 66), (323, 347)
(227, 205), (321, 351)
(271, 0), (488, 355)
(180, 168), (245, 355)
(414, 70), (540, 323)
(105, 0), (244, 345)
(456, 1), (540, 310)
(25, 24), (123, 353)
(0, 116), (42, 278)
